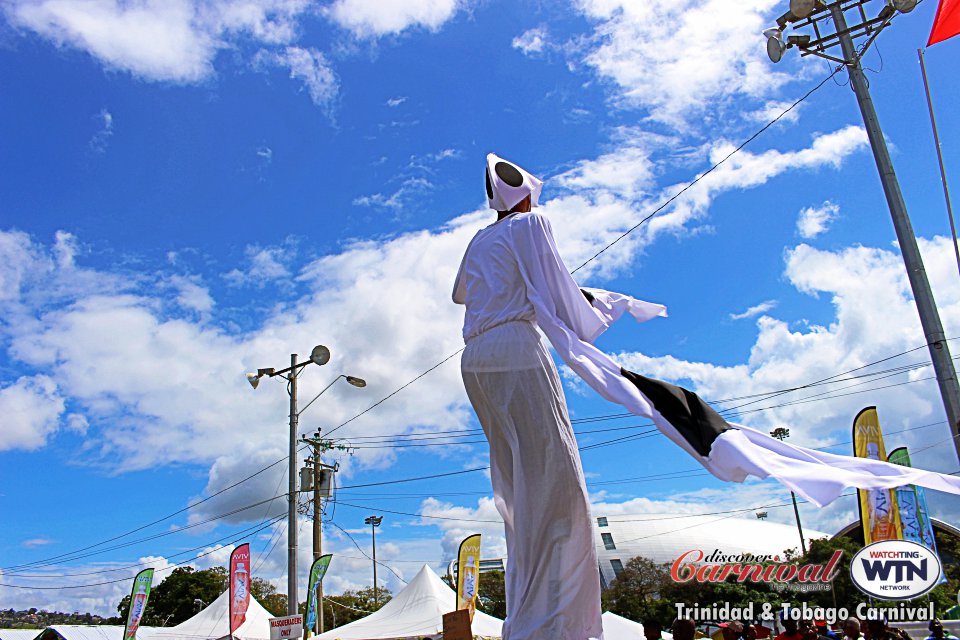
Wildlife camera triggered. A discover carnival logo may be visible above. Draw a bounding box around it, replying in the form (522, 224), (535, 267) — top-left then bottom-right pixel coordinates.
(849, 540), (942, 600)
(670, 549), (842, 592)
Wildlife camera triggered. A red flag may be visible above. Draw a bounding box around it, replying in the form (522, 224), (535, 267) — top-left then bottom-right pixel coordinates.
(928, 0), (960, 46)
(229, 543), (251, 635)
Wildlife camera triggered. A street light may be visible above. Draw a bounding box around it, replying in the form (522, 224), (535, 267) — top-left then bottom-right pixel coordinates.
(300, 374), (367, 635)
(365, 515), (383, 608)
(244, 344), (356, 616)
(762, 0), (960, 465)
(770, 428), (807, 554)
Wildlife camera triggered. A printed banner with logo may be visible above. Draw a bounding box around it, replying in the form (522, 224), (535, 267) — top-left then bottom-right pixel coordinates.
(230, 543), (251, 635)
(122, 568), (154, 640)
(305, 554), (332, 637)
(853, 407), (903, 545)
(456, 534), (481, 621)
(888, 447), (946, 583)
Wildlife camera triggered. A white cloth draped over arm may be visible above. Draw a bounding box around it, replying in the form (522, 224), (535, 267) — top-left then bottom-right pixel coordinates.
(582, 286), (668, 325)
(504, 211), (960, 507)
(507, 213), (609, 343)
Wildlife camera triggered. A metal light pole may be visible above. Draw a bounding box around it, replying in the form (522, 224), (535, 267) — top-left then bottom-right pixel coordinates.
(246, 344), (332, 615)
(770, 427), (807, 554)
(299, 374), (366, 634)
(764, 0), (960, 464)
(365, 515), (383, 608)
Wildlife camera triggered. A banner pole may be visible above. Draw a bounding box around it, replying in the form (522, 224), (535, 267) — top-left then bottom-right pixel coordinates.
(918, 47), (960, 281)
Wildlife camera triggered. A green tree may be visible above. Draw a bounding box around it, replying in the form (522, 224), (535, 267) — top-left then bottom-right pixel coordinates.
(117, 567), (228, 627)
(477, 570), (507, 620)
(251, 578), (287, 617)
(600, 556), (676, 624)
(319, 586), (392, 633)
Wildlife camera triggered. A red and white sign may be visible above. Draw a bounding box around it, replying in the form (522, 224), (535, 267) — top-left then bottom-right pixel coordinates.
(269, 615), (304, 640)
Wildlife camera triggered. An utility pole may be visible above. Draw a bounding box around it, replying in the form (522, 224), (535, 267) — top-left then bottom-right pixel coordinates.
(770, 427), (807, 554)
(288, 354), (299, 616)
(764, 1), (960, 464)
(246, 349), (365, 621)
(300, 431), (342, 635)
(831, 4), (960, 464)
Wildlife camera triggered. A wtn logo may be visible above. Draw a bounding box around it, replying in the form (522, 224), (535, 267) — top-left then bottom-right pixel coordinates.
(850, 541), (941, 600)
(860, 558), (927, 582)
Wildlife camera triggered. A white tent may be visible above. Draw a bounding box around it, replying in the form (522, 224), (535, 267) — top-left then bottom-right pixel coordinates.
(38, 626), (162, 640)
(0, 630), (42, 640)
(599, 612), (675, 640)
(601, 612), (645, 640)
(148, 590), (275, 640)
(315, 565), (503, 640)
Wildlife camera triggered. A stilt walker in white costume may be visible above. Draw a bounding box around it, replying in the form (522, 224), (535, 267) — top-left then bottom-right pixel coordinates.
(454, 154), (603, 640)
(454, 153), (960, 639)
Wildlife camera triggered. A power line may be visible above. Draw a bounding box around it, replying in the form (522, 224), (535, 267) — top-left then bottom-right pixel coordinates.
(2, 493), (290, 572)
(321, 66), (844, 441)
(0, 515), (284, 590)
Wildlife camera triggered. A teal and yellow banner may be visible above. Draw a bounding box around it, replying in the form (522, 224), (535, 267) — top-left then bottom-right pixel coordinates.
(123, 568), (154, 640)
(853, 407), (902, 544)
(456, 534), (481, 621)
(305, 554), (332, 637)
(888, 447), (945, 583)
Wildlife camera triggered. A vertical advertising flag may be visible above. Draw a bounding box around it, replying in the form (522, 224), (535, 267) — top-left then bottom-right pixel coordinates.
(230, 543), (251, 636)
(456, 534), (481, 621)
(123, 568), (154, 640)
(305, 554), (332, 637)
(853, 407), (903, 545)
(888, 447), (946, 583)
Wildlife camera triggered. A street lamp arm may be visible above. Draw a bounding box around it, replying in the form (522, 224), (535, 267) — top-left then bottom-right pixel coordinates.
(268, 360), (313, 380)
(298, 375), (346, 417)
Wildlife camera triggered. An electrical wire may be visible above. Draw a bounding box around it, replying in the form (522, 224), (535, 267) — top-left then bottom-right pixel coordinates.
(326, 521), (407, 585)
(0, 515), (284, 590)
(2, 493), (291, 572)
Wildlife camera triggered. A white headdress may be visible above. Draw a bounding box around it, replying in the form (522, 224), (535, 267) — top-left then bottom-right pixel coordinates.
(485, 153), (543, 212)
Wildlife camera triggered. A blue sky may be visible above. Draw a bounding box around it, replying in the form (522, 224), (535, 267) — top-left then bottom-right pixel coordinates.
(2, 0), (960, 615)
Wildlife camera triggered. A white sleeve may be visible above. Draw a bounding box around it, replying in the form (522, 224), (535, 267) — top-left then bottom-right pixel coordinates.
(452, 239), (471, 305)
(581, 287), (667, 325)
(508, 213), (608, 343)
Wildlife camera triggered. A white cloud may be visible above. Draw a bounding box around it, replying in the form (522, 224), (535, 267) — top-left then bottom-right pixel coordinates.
(255, 46), (339, 107)
(386, 96), (407, 107)
(168, 274), (215, 314)
(89, 108), (114, 153)
(354, 148), (460, 210)
(512, 26), (548, 55)
(325, 0), (463, 38)
(615, 235), (960, 486)
(573, 0), (792, 127)
(730, 299), (778, 321)
(797, 200), (840, 239)
(22, 537), (55, 548)
(747, 99), (804, 125)
(0, 121), (883, 609)
(0, 375), (65, 451)
(3, 0), (317, 84)
(223, 242), (294, 287)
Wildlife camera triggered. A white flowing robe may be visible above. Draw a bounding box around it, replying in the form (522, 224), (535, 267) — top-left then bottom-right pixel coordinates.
(455, 213), (605, 640)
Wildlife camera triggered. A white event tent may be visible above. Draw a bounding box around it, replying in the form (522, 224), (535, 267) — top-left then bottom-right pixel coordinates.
(316, 565), (503, 640)
(600, 611), (676, 640)
(149, 589), (274, 640)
